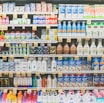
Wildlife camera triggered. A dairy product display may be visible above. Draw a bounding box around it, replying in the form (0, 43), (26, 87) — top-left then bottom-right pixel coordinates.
(0, 0), (104, 101)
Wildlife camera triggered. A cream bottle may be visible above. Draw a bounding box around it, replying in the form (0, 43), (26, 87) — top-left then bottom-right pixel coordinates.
(77, 40), (83, 55)
(37, 58), (42, 72)
(42, 58), (47, 72)
(97, 39), (103, 55)
(51, 57), (57, 72)
(90, 39), (97, 55)
(63, 43), (70, 54)
(83, 40), (90, 55)
(47, 75), (52, 88)
(70, 42), (77, 54)
(32, 57), (37, 72)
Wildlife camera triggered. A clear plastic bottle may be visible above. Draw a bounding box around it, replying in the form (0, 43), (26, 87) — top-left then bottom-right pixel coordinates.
(77, 40), (83, 55)
(62, 21), (67, 33)
(58, 22), (62, 33)
(97, 39), (103, 55)
(72, 22), (77, 33)
(67, 21), (72, 33)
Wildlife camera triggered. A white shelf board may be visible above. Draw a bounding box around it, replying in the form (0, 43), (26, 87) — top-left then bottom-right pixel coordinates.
(58, 18), (104, 21)
(1, 40), (58, 43)
(0, 70), (104, 74)
(2, 24), (58, 27)
(58, 34), (104, 39)
(0, 87), (103, 90)
(0, 54), (103, 57)
(0, 12), (58, 15)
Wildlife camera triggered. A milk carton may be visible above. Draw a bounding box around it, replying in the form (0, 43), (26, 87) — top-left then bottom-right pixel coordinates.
(95, 5), (102, 18)
(66, 4), (72, 18)
(84, 5), (90, 18)
(78, 5), (84, 18)
(59, 4), (65, 18)
(72, 5), (78, 18)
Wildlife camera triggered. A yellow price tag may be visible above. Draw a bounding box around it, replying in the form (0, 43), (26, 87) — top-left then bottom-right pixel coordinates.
(81, 88), (86, 94)
(2, 14), (6, 18)
(74, 56), (79, 60)
(23, 14), (28, 18)
(58, 37), (62, 42)
(87, 55), (92, 61)
(42, 88), (46, 92)
(0, 73), (2, 77)
(9, 55), (14, 60)
(77, 37), (81, 42)
(3, 26), (8, 30)
(9, 73), (13, 78)
(54, 29), (58, 35)
(67, 37), (71, 43)
(52, 71), (56, 74)
(102, 55), (104, 59)
(46, 35), (50, 40)
(4, 71), (8, 75)
(32, 26), (37, 31)
(58, 56), (62, 60)
(2, 56), (7, 61)
(24, 55), (28, 59)
(13, 88), (17, 94)
(36, 72), (40, 76)
(72, 19), (76, 22)
(6, 42), (10, 47)
(0, 42), (4, 46)
(87, 20), (91, 24)
(54, 35), (58, 41)
(27, 72), (32, 76)
(58, 88), (62, 93)
(77, 71), (82, 75)
(93, 70), (98, 74)
(0, 26), (2, 30)
(86, 36), (90, 41)
(22, 42), (26, 48)
(13, 14), (17, 19)
(34, 42), (38, 47)
(58, 71), (62, 77)
(46, 26), (50, 30)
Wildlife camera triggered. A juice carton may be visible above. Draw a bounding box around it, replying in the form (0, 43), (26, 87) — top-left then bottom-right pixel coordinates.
(66, 4), (72, 18)
(72, 5), (78, 18)
(78, 5), (84, 18)
(84, 5), (90, 18)
(59, 4), (65, 18)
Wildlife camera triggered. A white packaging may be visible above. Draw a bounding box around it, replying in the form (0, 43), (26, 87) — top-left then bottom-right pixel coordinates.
(59, 4), (65, 18)
(97, 39), (103, 55)
(72, 5), (78, 18)
(27, 60), (32, 71)
(47, 75), (52, 88)
(19, 6), (24, 12)
(86, 25), (93, 37)
(78, 5), (84, 18)
(77, 41), (84, 55)
(37, 76), (42, 87)
(84, 5), (90, 17)
(92, 23), (99, 37)
(41, 1), (46, 12)
(3, 3), (9, 12)
(0, 4), (2, 12)
(102, 5), (104, 17)
(32, 58), (37, 71)
(58, 92), (66, 103)
(65, 4), (72, 18)
(95, 5), (102, 18)
(30, 3), (35, 12)
(42, 58), (47, 72)
(46, 3), (52, 12)
(14, 6), (19, 12)
(52, 75), (57, 88)
(42, 92), (48, 103)
(36, 3), (41, 12)
(9, 3), (15, 12)
(37, 58), (42, 72)
(51, 57), (57, 71)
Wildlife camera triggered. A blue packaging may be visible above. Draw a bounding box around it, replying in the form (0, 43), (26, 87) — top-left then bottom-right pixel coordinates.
(96, 98), (104, 103)
(58, 22), (62, 33)
(63, 74), (69, 87)
(70, 74), (76, 87)
(66, 4), (72, 18)
(72, 5), (78, 18)
(57, 76), (64, 87)
(81, 57), (87, 70)
(59, 4), (65, 18)
(77, 22), (81, 33)
(87, 57), (92, 70)
(81, 21), (86, 33)
(69, 57), (76, 71)
(78, 5), (84, 17)
(76, 74), (82, 87)
(82, 74), (88, 87)
(92, 58), (100, 70)
(57, 59), (63, 71)
(99, 57), (104, 70)
(62, 21), (67, 33)
(76, 58), (82, 71)
(72, 22), (77, 33)
(67, 21), (72, 33)
(63, 57), (69, 71)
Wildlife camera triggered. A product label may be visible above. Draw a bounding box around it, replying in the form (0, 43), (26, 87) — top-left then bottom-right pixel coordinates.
(63, 59), (69, 71)
(76, 75), (82, 87)
(82, 75), (88, 87)
(70, 75), (76, 87)
(63, 75), (69, 87)
(66, 5), (72, 17)
(57, 77), (63, 87)
(69, 59), (76, 71)
(78, 6), (84, 15)
(76, 59), (82, 71)
(57, 60), (63, 71)
(92, 58), (100, 70)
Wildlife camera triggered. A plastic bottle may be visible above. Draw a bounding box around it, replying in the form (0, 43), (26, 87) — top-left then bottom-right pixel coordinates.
(72, 22), (77, 33)
(22, 92), (27, 103)
(83, 40), (90, 55)
(42, 58), (47, 72)
(58, 22), (62, 33)
(77, 21), (81, 33)
(0, 91), (2, 102)
(32, 75), (37, 87)
(57, 43), (63, 54)
(37, 75), (42, 88)
(17, 91), (23, 103)
(81, 21), (86, 33)
(70, 42), (77, 54)
(32, 91), (37, 103)
(47, 75), (52, 88)
(62, 21), (67, 33)
(32, 57), (37, 72)
(37, 91), (42, 103)
(90, 39), (97, 55)
(52, 75), (57, 88)
(37, 58), (42, 72)
(97, 39), (103, 55)
(63, 43), (70, 54)
(42, 75), (47, 88)
(12, 93), (17, 103)
(2, 90), (8, 103)
(27, 74), (32, 87)
(51, 57), (57, 72)
(67, 21), (72, 33)
(27, 59), (32, 71)
(77, 40), (83, 55)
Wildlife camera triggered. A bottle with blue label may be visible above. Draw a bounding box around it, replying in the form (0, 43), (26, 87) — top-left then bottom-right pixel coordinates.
(77, 22), (81, 33)
(62, 21), (67, 33)
(78, 5), (84, 18)
(81, 21), (86, 33)
(63, 74), (69, 87)
(66, 4), (72, 18)
(92, 58), (100, 70)
(72, 22), (76, 33)
(99, 57), (104, 70)
(67, 21), (72, 33)
(58, 22), (62, 33)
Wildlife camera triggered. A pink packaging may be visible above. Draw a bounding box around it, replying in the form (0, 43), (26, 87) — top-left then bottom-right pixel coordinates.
(41, 1), (46, 12)
(36, 3), (41, 12)
(5, 16), (9, 24)
(2, 18), (5, 24)
(47, 3), (52, 12)
(99, 90), (104, 97)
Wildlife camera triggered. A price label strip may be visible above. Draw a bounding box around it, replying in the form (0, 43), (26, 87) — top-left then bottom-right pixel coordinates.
(32, 26), (37, 31)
